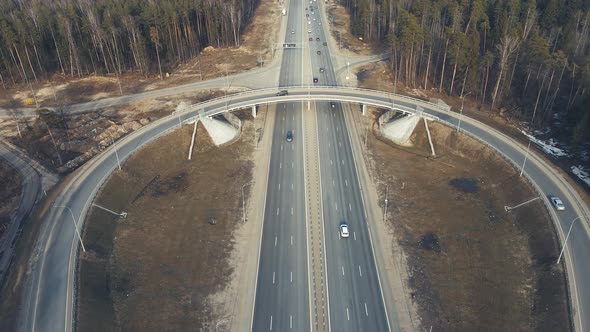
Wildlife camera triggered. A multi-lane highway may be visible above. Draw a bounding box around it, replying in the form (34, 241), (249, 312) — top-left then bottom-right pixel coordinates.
(307, 2), (391, 330)
(15, 0), (590, 331)
(252, 0), (310, 330)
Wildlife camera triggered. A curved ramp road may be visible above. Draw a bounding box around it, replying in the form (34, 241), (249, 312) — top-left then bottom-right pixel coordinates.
(18, 85), (590, 331)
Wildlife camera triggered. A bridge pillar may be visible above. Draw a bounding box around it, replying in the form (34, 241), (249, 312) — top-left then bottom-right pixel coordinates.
(362, 103), (366, 116)
(308, 100), (310, 111)
(252, 105), (257, 118)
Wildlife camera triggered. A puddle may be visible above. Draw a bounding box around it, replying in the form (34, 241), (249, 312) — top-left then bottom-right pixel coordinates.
(419, 232), (441, 253)
(356, 69), (369, 82)
(449, 178), (479, 193)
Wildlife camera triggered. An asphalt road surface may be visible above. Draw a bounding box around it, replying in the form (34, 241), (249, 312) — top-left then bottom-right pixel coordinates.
(307, 2), (391, 330)
(251, 0), (310, 330)
(16, 3), (590, 332)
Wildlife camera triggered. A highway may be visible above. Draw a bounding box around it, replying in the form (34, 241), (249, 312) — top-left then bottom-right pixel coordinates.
(307, 1), (391, 330)
(15, 5), (590, 332)
(252, 0), (310, 330)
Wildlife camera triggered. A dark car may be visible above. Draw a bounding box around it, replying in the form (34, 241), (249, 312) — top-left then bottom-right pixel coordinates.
(317, 51), (321, 55)
(330, 102), (336, 108)
(309, 37), (313, 41)
(276, 90), (288, 96)
(323, 42), (327, 46)
(320, 67), (325, 73)
(316, 37), (320, 41)
(313, 77), (319, 83)
(286, 130), (293, 142)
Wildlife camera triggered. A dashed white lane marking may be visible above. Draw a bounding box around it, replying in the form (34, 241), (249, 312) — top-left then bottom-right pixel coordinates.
(330, 159), (333, 165)
(281, 145), (283, 151)
(349, 203), (352, 211)
(290, 315), (293, 329)
(275, 236), (277, 247)
(359, 265), (362, 277)
(346, 307), (350, 320)
(291, 183), (294, 190)
(279, 183), (281, 191)
(335, 203), (338, 211)
(328, 142), (331, 147)
(345, 179), (348, 186)
(291, 207), (294, 215)
(339, 141), (342, 147)
(353, 232), (357, 241)
(292, 162), (294, 168)
(291, 236), (293, 246)
(280, 162), (282, 169)
(270, 315), (273, 330)
(332, 179), (335, 186)
(277, 208), (279, 216)
(365, 303), (368, 316)
(290, 271), (293, 283)
(273, 272), (275, 284)
(292, 145), (294, 151)
(342, 266), (345, 276)
(342, 159), (344, 165)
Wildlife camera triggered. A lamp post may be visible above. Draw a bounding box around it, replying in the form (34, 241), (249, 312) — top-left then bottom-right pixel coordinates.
(520, 139), (532, 177)
(557, 216), (582, 265)
(242, 181), (254, 223)
(54, 205), (86, 252)
(457, 91), (471, 132)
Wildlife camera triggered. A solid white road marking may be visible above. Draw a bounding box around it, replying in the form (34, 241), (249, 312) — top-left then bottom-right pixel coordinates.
(359, 265), (362, 277)
(346, 307), (350, 320)
(273, 272), (275, 284)
(365, 303), (368, 316)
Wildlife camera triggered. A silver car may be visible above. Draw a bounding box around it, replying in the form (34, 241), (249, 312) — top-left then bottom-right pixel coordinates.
(550, 196), (565, 211)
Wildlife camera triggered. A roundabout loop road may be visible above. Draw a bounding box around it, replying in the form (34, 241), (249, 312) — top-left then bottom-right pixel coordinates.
(20, 85), (589, 332)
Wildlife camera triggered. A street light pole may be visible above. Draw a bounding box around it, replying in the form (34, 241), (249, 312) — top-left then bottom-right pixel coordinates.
(111, 138), (121, 171)
(520, 140), (532, 177)
(557, 217), (582, 265)
(457, 91), (471, 132)
(242, 181), (254, 223)
(54, 205), (86, 252)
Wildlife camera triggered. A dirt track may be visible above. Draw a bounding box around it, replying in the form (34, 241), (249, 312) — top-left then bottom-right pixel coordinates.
(364, 109), (570, 331)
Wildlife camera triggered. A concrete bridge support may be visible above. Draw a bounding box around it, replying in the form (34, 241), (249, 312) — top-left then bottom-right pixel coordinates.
(252, 105), (257, 118)
(361, 103), (366, 116)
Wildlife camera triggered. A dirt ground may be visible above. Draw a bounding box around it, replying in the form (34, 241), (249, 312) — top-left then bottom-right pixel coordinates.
(363, 108), (570, 331)
(0, 0), (281, 109)
(0, 89), (231, 174)
(77, 110), (257, 331)
(325, 1), (384, 56)
(0, 159), (22, 238)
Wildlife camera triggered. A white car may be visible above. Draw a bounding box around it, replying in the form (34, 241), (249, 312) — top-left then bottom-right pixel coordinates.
(308, 29), (312, 33)
(340, 224), (349, 238)
(550, 196), (565, 211)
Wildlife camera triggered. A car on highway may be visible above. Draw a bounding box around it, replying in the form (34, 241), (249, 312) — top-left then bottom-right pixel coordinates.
(309, 37), (313, 41)
(330, 102), (336, 108)
(291, 29), (295, 34)
(320, 67), (325, 73)
(316, 37), (320, 41)
(276, 90), (288, 96)
(313, 77), (319, 83)
(550, 196), (565, 211)
(323, 42), (327, 46)
(340, 224), (349, 238)
(286, 130), (293, 142)
(308, 29), (312, 33)
(317, 50), (321, 55)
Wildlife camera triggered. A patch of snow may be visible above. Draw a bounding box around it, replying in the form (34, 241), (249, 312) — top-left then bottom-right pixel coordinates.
(380, 114), (420, 146)
(520, 130), (569, 158)
(571, 166), (590, 188)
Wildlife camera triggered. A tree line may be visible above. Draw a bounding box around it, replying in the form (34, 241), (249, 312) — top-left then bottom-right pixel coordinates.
(343, 0), (590, 144)
(0, 0), (259, 87)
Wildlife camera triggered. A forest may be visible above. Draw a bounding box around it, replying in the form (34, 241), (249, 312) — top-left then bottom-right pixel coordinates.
(0, 0), (259, 85)
(343, 0), (590, 145)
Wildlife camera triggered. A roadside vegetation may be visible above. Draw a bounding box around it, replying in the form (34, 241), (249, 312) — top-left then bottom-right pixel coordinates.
(339, 0), (589, 147)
